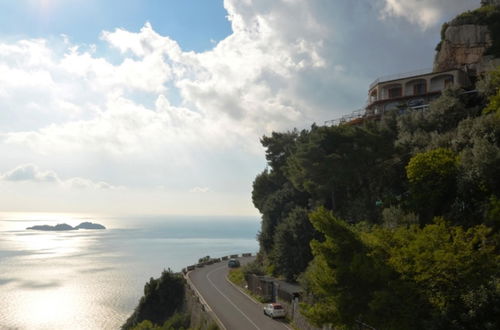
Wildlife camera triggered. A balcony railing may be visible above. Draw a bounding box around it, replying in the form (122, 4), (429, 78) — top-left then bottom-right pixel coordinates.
(369, 68), (433, 90)
(324, 103), (430, 127)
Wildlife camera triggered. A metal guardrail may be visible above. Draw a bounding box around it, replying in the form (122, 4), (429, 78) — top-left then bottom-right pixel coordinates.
(325, 87), (479, 127)
(324, 103), (432, 127)
(324, 108), (365, 126)
(182, 253), (253, 330)
(182, 253), (253, 274)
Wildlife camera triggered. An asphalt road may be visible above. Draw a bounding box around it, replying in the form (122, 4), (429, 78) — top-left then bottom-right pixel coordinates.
(188, 257), (290, 330)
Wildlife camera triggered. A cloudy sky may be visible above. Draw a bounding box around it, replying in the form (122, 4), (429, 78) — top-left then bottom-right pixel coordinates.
(0, 0), (479, 217)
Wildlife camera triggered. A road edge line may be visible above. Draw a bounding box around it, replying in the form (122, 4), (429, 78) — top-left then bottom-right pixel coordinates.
(225, 275), (261, 305)
(225, 274), (293, 330)
(185, 269), (227, 330)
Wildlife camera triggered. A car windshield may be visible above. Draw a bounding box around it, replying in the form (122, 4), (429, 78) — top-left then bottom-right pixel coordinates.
(273, 305), (283, 310)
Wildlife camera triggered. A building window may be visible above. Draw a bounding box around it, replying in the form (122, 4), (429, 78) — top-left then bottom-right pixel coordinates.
(444, 77), (453, 88)
(413, 82), (426, 95)
(388, 87), (402, 98)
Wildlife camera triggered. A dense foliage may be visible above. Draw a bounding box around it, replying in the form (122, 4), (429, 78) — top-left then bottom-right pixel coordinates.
(131, 313), (190, 330)
(122, 270), (186, 330)
(251, 67), (500, 329)
(301, 208), (499, 330)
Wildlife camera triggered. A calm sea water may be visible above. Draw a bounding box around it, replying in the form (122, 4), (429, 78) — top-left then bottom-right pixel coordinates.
(0, 214), (260, 329)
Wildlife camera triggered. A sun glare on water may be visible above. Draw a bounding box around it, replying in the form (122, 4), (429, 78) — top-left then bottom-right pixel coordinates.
(12, 286), (84, 328)
(0, 212), (117, 329)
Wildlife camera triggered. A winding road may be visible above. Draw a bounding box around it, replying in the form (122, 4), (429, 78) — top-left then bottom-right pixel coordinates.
(188, 257), (290, 330)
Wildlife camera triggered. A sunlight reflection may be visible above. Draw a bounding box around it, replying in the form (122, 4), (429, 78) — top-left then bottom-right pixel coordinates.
(13, 286), (85, 329)
(0, 212), (99, 258)
(13, 232), (87, 258)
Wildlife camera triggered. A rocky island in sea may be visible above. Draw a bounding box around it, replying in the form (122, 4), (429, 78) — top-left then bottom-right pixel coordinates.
(27, 222), (106, 231)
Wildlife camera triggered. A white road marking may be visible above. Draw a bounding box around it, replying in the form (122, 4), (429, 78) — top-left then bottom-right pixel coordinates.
(206, 265), (261, 330)
(185, 271), (227, 330)
(224, 276), (291, 330)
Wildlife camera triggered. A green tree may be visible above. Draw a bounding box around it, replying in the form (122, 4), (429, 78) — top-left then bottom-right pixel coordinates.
(406, 148), (458, 222)
(302, 208), (499, 330)
(131, 320), (159, 330)
(301, 208), (428, 330)
(131, 313), (190, 330)
(286, 124), (398, 223)
(480, 66), (500, 115)
(270, 207), (316, 281)
(256, 182), (308, 255)
(252, 130), (310, 261)
(383, 219), (500, 329)
(160, 313), (190, 330)
(453, 114), (500, 225)
(122, 270), (185, 330)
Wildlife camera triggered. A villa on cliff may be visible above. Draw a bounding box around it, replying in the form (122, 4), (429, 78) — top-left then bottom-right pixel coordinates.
(326, 0), (500, 126)
(365, 68), (470, 116)
(326, 68), (471, 126)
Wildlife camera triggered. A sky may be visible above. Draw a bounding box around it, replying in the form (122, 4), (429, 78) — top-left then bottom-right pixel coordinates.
(0, 0), (480, 217)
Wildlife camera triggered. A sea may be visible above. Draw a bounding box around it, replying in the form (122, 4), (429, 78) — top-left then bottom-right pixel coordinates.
(0, 213), (260, 329)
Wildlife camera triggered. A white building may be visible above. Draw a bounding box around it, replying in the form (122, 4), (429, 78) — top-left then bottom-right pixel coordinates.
(365, 68), (470, 116)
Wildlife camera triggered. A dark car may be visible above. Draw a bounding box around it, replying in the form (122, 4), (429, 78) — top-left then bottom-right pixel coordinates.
(227, 258), (240, 268)
(407, 98), (424, 107)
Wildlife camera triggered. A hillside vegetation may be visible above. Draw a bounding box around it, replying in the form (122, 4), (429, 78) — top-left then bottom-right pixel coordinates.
(251, 68), (500, 329)
(122, 270), (187, 330)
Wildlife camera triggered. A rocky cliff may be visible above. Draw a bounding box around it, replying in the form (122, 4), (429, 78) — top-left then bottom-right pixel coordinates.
(434, 4), (500, 75)
(481, 0), (500, 7)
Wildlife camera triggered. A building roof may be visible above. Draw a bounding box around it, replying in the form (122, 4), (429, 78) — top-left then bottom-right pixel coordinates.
(369, 68), (433, 89)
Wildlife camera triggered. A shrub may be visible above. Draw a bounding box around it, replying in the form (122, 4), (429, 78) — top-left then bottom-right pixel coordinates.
(122, 270), (185, 329)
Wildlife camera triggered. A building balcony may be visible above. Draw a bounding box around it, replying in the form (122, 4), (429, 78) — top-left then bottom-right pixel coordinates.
(367, 68), (470, 112)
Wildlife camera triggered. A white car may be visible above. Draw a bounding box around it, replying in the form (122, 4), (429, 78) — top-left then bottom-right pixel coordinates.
(263, 303), (286, 319)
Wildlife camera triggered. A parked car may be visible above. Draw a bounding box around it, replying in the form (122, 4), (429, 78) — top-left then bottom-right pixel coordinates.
(227, 258), (240, 268)
(263, 303), (286, 319)
(407, 98), (425, 107)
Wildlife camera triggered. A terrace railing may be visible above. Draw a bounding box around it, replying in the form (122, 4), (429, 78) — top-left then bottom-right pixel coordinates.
(369, 68), (433, 90)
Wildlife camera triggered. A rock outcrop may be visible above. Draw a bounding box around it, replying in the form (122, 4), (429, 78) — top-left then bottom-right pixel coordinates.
(27, 222), (106, 231)
(433, 4), (500, 76)
(481, 0), (500, 7)
(74, 222), (106, 230)
(434, 24), (494, 73)
(27, 223), (75, 231)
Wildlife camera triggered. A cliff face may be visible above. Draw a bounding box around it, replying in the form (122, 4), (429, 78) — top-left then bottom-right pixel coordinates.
(481, 0), (500, 7)
(434, 24), (493, 73)
(433, 5), (500, 75)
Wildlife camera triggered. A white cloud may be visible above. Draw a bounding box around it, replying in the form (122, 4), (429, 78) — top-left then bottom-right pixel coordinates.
(64, 177), (116, 190)
(0, 164), (117, 190)
(1, 164), (58, 182)
(0, 0), (483, 215)
(379, 0), (478, 29)
(189, 187), (210, 193)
